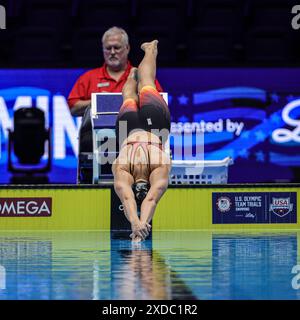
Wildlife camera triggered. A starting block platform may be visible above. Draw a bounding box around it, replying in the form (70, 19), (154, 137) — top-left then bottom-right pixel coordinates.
(79, 93), (233, 186)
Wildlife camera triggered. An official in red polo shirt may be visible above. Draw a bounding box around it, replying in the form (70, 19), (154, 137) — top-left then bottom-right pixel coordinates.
(69, 27), (163, 184)
(68, 26), (162, 116)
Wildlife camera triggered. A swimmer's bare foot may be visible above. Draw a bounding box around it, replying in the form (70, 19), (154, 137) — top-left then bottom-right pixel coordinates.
(141, 40), (158, 56)
(122, 67), (138, 101)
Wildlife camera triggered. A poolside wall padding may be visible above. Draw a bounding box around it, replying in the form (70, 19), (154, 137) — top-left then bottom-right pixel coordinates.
(0, 185), (299, 231)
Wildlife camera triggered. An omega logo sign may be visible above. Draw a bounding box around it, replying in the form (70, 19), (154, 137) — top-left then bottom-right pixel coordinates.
(0, 198), (52, 216)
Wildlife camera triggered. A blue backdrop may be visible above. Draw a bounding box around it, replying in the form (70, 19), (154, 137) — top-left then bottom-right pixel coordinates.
(0, 68), (299, 183)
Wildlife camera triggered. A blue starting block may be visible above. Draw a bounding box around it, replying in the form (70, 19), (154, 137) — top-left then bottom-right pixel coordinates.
(90, 92), (169, 185)
(77, 93), (233, 185)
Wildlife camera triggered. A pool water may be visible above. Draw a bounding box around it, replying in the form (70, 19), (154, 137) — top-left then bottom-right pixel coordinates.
(0, 231), (299, 300)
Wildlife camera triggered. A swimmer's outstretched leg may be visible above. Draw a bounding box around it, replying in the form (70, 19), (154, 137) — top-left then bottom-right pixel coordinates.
(138, 40), (158, 93)
(116, 67), (140, 146)
(122, 67), (139, 103)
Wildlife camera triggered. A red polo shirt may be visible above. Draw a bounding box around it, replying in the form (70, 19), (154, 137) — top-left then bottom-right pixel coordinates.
(67, 61), (163, 109)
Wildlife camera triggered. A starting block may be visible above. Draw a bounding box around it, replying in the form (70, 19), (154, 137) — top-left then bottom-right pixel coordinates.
(77, 93), (233, 185)
(90, 92), (168, 185)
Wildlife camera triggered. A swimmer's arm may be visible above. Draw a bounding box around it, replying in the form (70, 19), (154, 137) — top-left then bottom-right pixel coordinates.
(140, 166), (169, 224)
(113, 169), (140, 226)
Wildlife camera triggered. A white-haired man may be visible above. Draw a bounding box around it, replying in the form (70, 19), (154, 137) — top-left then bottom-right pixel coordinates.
(68, 26), (162, 117)
(68, 27), (162, 153)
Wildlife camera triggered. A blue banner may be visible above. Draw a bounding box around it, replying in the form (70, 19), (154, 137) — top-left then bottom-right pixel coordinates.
(212, 192), (297, 224)
(0, 68), (299, 183)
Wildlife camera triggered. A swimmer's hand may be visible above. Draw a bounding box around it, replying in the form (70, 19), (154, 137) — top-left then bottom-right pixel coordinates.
(130, 222), (151, 242)
(143, 222), (152, 233)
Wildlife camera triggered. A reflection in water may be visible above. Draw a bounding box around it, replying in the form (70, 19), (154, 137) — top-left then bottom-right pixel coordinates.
(0, 236), (52, 299)
(212, 233), (300, 300)
(0, 232), (111, 300)
(117, 248), (172, 300)
(111, 237), (196, 300)
(0, 265), (5, 290)
(0, 231), (298, 299)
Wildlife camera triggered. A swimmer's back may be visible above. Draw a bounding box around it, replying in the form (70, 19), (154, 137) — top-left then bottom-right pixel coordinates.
(113, 130), (171, 177)
(123, 130), (161, 146)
